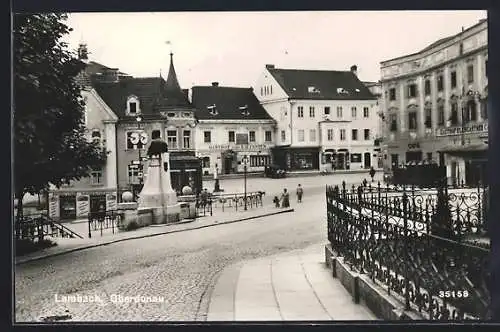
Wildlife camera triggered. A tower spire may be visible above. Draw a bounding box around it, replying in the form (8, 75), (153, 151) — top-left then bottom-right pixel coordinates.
(165, 51), (182, 92)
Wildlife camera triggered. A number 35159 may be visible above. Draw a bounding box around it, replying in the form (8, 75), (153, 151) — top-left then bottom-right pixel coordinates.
(438, 290), (469, 298)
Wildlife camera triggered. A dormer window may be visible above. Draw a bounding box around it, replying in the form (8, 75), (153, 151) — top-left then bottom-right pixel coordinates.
(337, 88), (348, 95)
(207, 104), (218, 116)
(127, 95), (140, 115)
(308, 86), (320, 93)
(239, 105), (250, 116)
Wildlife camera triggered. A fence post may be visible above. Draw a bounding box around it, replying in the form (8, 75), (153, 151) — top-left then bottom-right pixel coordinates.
(402, 189), (410, 311)
(88, 214), (92, 238)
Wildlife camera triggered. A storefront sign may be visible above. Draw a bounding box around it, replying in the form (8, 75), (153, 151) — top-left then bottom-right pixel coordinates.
(76, 194), (90, 217)
(106, 193), (118, 211)
(436, 123), (488, 137)
(49, 194), (60, 219)
(208, 144), (270, 152)
(408, 143), (420, 149)
(235, 134), (249, 145)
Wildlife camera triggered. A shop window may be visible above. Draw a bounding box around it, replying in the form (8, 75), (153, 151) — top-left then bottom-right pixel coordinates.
(350, 154), (362, 163)
(90, 168), (103, 185)
(204, 131), (211, 143)
(294, 153), (314, 169)
(249, 131), (256, 142)
(228, 131), (235, 143)
(265, 131), (272, 142)
(250, 155), (271, 167)
(167, 130), (177, 149)
(183, 130), (191, 149)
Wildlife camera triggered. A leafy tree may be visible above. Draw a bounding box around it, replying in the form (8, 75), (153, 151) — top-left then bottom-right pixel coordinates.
(13, 13), (107, 221)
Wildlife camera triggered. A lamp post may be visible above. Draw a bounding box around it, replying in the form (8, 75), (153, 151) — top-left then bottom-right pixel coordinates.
(242, 155), (249, 211)
(136, 116), (144, 188)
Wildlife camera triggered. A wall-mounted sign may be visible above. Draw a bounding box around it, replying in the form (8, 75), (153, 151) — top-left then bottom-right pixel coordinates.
(106, 193), (117, 211)
(235, 133), (249, 145)
(436, 123), (488, 137)
(208, 144), (270, 152)
(408, 143), (420, 149)
(76, 194), (90, 217)
(49, 194), (60, 219)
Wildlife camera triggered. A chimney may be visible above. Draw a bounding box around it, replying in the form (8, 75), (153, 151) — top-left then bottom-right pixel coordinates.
(350, 65), (358, 77)
(102, 68), (119, 83)
(211, 82), (219, 87)
(265, 64), (275, 69)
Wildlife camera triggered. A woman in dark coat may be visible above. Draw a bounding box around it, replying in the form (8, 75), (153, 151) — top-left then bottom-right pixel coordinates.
(281, 188), (290, 208)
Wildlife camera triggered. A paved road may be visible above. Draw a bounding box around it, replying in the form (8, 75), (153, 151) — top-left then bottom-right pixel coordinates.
(15, 173), (378, 322)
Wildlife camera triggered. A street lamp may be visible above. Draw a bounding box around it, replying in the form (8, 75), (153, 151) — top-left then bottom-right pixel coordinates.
(136, 116), (144, 187)
(242, 155), (249, 210)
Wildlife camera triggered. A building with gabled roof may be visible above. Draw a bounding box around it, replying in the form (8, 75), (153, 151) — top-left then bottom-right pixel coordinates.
(92, 52), (202, 197)
(255, 64), (380, 172)
(191, 83), (276, 176)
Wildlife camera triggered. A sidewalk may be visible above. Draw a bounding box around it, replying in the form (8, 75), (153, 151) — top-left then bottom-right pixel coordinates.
(207, 244), (378, 321)
(202, 168), (376, 181)
(16, 206), (294, 265)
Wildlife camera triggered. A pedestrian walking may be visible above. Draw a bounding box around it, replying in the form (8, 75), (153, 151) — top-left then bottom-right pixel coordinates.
(200, 188), (209, 208)
(273, 196), (281, 208)
(281, 188), (290, 208)
(369, 166), (376, 182)
(296, 184), (304, 203)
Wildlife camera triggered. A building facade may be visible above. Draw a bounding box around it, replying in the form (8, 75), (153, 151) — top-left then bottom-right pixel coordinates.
(93, 53), (202, 198)
(379, 19), (488, 185)
(192, 83), (276, 175)
(48, 45), (119, 220)
(255, 64), (379, 171)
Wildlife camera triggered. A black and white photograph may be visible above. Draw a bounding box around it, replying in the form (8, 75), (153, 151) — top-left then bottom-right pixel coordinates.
(13, 10), (493, 323)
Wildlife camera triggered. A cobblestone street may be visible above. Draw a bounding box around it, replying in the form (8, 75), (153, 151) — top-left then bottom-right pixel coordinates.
(15, 188), (331, 321)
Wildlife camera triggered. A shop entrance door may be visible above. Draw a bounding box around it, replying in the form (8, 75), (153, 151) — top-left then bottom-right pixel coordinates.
(364, 152), (371, 168)
(224, 156), (232, 174)
(337, 153), (345, 170)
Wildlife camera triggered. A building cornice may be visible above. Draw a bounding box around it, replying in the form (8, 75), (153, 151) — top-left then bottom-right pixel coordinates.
(198, 119), (276, 125)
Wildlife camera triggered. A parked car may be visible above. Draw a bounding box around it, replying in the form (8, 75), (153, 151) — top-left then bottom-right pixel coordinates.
(264, 164), (286, 178)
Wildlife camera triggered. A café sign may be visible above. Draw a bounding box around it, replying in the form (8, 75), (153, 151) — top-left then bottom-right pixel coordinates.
(436, 123), (488, 137)
(208, 144), (270, 152)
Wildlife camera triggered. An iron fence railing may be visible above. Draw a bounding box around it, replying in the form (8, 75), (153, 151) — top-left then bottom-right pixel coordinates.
(15, 213), (83, 242)
(88, 211), (122, 238)
(326, 181), (491, 320)
(209, 191), (265, 212)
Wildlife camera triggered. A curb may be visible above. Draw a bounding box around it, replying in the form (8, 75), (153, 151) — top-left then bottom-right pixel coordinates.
(15, 208), (294, 265)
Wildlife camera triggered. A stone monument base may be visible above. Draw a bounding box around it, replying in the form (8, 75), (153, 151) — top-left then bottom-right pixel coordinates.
(148, 203), (182, 224)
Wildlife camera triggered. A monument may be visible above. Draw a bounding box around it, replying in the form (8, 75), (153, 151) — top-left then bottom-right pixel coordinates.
(136, 131), (181, 224)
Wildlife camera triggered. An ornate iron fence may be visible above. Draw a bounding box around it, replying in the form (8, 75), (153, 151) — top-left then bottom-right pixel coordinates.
(88, 211), (122, 238)
(16, 213), (83, 241)
(326, 181), (490, 320)
(210, 191), (265, 212)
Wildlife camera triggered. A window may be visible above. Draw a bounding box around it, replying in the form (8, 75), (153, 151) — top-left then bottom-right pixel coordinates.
(183, 130), (191, 149)
(390, 114), (397, 132)
(309, 129), (316, 142)
(364, 129), (370, 140)
(340, 129), (346, 141)
(126, 131), (146, 150)
(270, 85), (272, 94)
(389, 88), (396, 101)
(202, 157), (210, 168)
(129, 102), (137, 113)
(427, 152), (433, 161)
(467, 65), (474, 83)
(260, 87), (263, 96)
(363, 107), (369, 118)
(152, 130), (161, 139)
(425, 108), (432, 129)
(351, 107), (357, 118)
(309, 106), (315, 118)
(204, 131), (211, 143)
(228, 131), (235, 143)
(408, 111), (417, 130)
(249, 131), (256, 142)
(438, 105), (445, 126)
(450, 103), (458, 125)
(298, 129), (305, 142)
(327, 129), (333, 141)
(167, 130), (177, 149)
(128, 165), (141, 184)
(324, 106), (330, 115)
(265, 131), (272, 142)
(281, 130), (286, 141)
(90, 168), (103, 185)
(466, 100), (477, 122)
(250, 155), (271, 167)
(407, 84), (417, 98)
(298, 106), (304, 118)
(437, 75), (444, 92)
(127, 96), (140, 115)
(352, 129), (358, 141)
(336, 106), (343, 118)
(451, 71), (457, 88)
(425, 80), (431, 95)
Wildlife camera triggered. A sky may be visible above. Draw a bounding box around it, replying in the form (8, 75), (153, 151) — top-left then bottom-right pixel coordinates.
(64, 11), (487, 88)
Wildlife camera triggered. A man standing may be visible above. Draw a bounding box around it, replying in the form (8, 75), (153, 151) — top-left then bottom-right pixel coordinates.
(296, 184), (304, 203)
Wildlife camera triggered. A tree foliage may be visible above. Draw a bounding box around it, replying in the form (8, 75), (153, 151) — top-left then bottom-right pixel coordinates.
(13, 13), (107, 199)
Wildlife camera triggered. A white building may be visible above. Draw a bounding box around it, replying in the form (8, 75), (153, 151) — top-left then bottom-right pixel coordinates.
(192, 83), (276, 176)
(379, 19), (488, 186)
(255, 64), (380, 172)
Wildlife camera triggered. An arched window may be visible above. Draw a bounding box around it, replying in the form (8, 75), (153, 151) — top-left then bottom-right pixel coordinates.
(126, 95), (140, 115)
